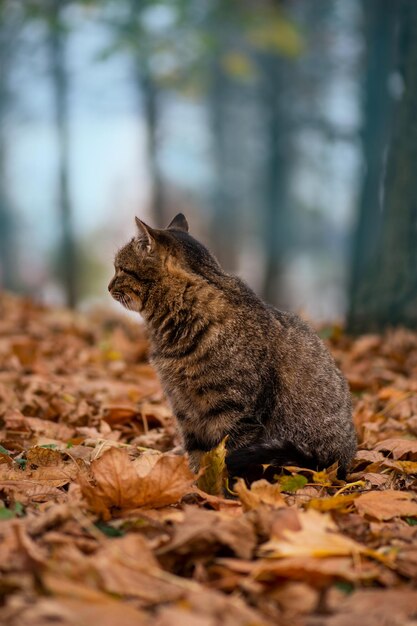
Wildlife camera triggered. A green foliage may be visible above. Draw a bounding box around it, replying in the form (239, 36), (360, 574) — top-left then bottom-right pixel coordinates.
(95, 520), (125, 537)
(0, 502), (24, 520)
(277, 473), (308, 492)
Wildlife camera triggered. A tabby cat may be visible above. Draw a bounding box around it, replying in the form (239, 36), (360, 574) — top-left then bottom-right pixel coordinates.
(108, 214), (357, 480)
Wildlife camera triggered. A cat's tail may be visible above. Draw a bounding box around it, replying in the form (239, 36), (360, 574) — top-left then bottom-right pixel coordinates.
(226, 440), (319, 481)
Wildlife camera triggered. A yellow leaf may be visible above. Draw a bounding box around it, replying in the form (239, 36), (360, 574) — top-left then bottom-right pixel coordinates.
(234, 478), (286, 510)
(221, 52), (256, 80)
(247, 14), (304, 57)
(198, 438), (228, 496)
(308, 493), (358, 512)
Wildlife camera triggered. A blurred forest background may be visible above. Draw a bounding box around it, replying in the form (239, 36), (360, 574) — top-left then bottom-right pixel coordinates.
(0, 0), (416, 333)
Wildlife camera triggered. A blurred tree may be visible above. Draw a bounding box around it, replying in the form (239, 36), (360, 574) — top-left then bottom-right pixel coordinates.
(258, 52), (292, 306)
(25, 0), (78, 307)
(348, 0), (417, 331)
(0, 1), (20, 291)
(201, 0), (305, 298)
(100, 0), (169, 226)
(47, 1), (77, 308)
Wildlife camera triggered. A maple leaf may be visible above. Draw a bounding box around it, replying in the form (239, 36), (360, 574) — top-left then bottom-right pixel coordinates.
(78, 447), (196, 517)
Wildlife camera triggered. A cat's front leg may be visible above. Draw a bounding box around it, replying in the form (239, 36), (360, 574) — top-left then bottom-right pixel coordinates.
(187, 449), (204, 473)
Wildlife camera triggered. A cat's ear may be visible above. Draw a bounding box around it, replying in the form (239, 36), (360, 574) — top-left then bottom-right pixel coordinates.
(135, 217), (156, 251)
(166, 213), (189, 233)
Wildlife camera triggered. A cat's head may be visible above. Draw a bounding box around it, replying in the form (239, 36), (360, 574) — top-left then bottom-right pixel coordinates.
(108, 213), (220, 312)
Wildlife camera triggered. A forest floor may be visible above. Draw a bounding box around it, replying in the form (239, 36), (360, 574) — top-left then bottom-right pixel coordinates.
(0, 292), (417, 626)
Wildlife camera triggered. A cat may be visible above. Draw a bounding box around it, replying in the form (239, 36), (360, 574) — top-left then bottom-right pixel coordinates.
(108, 214), (357, 480)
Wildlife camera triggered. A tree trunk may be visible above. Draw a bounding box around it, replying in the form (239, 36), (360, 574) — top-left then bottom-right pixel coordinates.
(134, 63), (165, 227)
(48, 3), (77, 307)
(348, 0), (417, 332)
(0, 6), (18, 291)
(208, 57), (239, 272)
(260, 57), (291, 307)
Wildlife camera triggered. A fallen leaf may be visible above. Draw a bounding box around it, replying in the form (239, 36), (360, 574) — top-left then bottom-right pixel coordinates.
(26, 447), (64, 467)
(308, 493), (358, 512)
(355, 490), (417, 521)
(79, 447), (196, 517)
(374, 438), (417, 460)
(221, 555), (379, 585)
(77, 534), (184, 604)
(41, 575), (150, 626)
(259, 509), (367, 558)
(158, 506), (256, 559)
(234, 478), (286, 510)
(322, 588), (417, 626)
(198, 438), (227, 496)
(278, 473), (309, 492)
(0, 462), (78, 489)
(382, 459), (417, 474)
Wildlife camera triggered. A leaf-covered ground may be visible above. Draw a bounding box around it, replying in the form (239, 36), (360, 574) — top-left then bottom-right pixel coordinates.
(1, 292), (417, 626)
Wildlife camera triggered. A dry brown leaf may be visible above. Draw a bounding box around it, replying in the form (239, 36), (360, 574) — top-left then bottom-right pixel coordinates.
(168, 588), (271, 626)
(374, 438), (417, 460)
(259, 509), (367, 558)
(234, 478), (286, 510)
(79, 447), (196, 516)
(322, 589), (417, 626)
(251, 555), (379, 584)
(41, 575), (150, 626)
(80, 534), (185, 604)
(382, 459), (417, 474)
(353, 449), (386, 465)
(4, 409), (74, 441)
(133, 449), (163, 477)
(26, 447), (64, 467)
(102, 404), (138, 425)
(355, 489), (417, 520)
(158, 506), (256, 560)
(0, 463), (78, 489)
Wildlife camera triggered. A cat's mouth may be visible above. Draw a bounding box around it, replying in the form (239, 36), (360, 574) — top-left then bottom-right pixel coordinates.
(111, 290), (131, 308)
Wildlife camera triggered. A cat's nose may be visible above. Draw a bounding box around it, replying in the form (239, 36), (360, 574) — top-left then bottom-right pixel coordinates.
(108, 277), (116, 292)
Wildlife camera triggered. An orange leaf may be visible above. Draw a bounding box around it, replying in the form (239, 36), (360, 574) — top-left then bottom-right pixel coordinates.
(355, 490), (417, 521)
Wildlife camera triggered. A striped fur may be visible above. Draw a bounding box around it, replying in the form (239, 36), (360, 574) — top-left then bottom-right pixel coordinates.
(109, 214), (357, 480)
